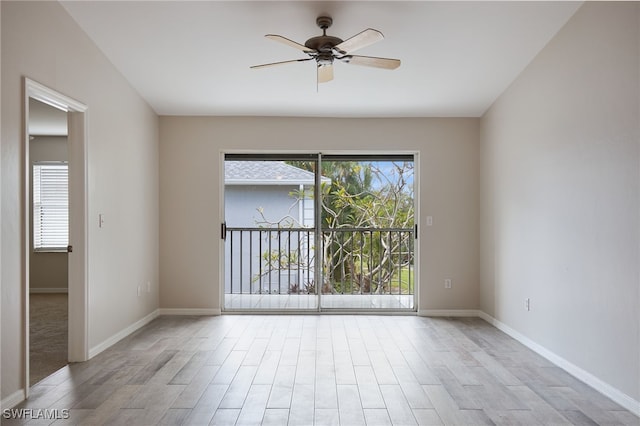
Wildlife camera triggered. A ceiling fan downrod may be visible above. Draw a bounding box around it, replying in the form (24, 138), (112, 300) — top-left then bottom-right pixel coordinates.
(305, 16), (343, 53)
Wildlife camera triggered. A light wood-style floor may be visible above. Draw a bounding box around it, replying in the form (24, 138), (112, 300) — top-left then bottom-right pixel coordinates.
(8, 315), (638, 425)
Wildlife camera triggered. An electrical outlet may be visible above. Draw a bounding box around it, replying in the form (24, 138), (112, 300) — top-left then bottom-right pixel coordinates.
(444, 279), (452, 289)
(525, 298), (531, 311)
(137, 285), (141, 297)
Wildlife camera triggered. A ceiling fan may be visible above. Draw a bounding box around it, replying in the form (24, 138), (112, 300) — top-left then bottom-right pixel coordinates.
(250, 16), (401, 85)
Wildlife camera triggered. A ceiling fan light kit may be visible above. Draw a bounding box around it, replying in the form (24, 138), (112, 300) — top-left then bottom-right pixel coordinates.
(251, 16), (401, 86)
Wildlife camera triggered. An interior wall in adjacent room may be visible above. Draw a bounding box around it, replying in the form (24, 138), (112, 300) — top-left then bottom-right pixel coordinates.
(29, 136), (68, 291)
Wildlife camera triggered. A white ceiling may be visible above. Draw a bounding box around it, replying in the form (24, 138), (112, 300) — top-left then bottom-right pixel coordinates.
(60, 1), (582, 118)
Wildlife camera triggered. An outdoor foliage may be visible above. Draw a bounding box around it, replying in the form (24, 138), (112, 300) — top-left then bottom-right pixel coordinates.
(286, 160), (415, 295)
(250, 160), (414, 295)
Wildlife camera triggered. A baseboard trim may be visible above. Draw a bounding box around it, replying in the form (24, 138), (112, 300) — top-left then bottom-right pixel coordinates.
(418, 309), (481, 317)
(158, 308), (221, 316)
(1, 389), (26, 410)
(477, 311), (640, 417)
(29, 288), (68, 293)
(88, 309), (160, 359)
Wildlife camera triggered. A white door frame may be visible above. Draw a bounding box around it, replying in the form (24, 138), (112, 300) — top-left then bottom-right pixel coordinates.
(23, 78), (89, 395)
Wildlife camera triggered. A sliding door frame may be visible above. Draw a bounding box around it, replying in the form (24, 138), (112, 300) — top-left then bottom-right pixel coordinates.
(221, 152), (321, 313)
(220, 150), (419, 314)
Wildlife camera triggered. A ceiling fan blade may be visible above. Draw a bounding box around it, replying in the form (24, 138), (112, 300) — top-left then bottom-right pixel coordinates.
(250, 58), (314, 69)
(317, 64), (334, 84)
(340, 55), (401, 70)
(334, 28), (384, 54)
(265, 34), (316, 53)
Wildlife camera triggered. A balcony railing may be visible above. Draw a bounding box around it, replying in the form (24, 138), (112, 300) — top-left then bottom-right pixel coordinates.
(225, 227), (414, 296)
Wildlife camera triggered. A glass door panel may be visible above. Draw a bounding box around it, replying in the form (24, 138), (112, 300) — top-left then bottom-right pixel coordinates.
(223, 157), (318, 311)
(318, 157), (415, 310)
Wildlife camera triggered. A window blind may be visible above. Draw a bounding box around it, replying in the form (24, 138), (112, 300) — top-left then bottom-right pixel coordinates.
(33, 163), (68, 250)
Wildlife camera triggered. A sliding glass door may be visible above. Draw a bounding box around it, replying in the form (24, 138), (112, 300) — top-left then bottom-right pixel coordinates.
(318, 156), (415, 310)
(223, 153), (415, 312)
(223, 154), (319, 310)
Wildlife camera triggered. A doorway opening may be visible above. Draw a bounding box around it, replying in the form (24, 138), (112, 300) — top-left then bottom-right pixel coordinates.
(222, 153), (416, 312)
(28, 98), (69, 385)
(24, 79), (88, 394)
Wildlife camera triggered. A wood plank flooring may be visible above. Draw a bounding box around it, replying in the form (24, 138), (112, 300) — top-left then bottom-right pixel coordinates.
(6, 315), (638, 425)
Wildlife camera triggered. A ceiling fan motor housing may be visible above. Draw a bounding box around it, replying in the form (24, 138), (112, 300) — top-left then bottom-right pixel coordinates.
(305, 35), (343, 52)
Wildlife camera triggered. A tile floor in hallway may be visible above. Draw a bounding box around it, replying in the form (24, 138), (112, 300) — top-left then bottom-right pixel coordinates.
(6, 315), (639, 425)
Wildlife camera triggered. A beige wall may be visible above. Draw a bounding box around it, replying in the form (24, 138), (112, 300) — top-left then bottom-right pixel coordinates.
(1, 1), (159, 402)
(29, 136), (68, 291)
(480, 2), (639, 403)
(159, 117), (480, 313)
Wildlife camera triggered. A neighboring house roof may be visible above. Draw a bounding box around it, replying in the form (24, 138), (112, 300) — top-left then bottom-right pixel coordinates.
(225, 161), (330, 185)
